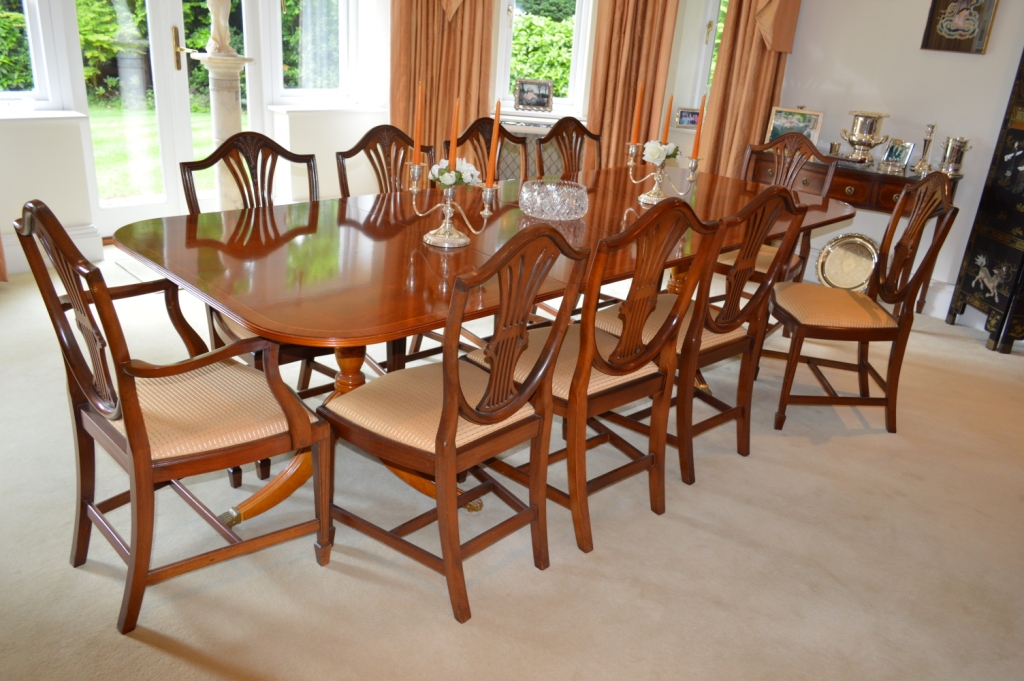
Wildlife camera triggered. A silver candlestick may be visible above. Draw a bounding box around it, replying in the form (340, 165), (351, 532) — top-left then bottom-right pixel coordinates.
(478, 184), (496, 217)
(418, 186), (472, 248)
(407, 162), (426, 194)
(626, 143), (691, 205)
(911, 124), (936, 177)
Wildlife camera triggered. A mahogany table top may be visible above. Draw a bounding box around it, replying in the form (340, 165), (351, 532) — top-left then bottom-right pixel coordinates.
(114, 166), (855, 348)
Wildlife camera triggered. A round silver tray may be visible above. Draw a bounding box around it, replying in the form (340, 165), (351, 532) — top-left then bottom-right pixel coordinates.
(815, 233), (879, 293)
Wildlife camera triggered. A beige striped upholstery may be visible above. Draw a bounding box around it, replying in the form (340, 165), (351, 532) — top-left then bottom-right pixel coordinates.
(594, 293), (749, 354)
(773, 282), (897, 329)
(111, 360), (314, 460)
(466, 325), (659, 401)
(321, 362), (535, 453)
(717, 244), (800, 274)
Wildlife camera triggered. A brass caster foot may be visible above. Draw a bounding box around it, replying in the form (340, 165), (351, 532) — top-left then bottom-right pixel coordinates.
(219, 506), (242, 527)
(462, 498), (484, 513)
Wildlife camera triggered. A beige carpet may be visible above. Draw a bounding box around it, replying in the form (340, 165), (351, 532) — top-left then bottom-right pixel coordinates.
(1, 252), (1022, 680)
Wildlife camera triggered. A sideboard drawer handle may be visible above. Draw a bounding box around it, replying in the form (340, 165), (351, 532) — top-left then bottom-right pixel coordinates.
(845, 186), (855, 195)
(767, 169), (775, 177)
(893, 193), (900, 202)
(801, 178), (810, 186)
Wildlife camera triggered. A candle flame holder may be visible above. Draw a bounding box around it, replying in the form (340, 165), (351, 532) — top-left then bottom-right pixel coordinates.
(478, 184), (497, 217)
(626, 143), (692, 206)
(408, 162), (427, 195)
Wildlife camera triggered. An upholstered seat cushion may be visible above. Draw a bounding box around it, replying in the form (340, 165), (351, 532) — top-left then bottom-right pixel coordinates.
(321, 362), (535, 453)
(717, 244), (800, 274)
(594, 293), (748, 354)
(466, 325), (659, 401)
(773, 282), (897, 329)
(111, 360), (315, 460)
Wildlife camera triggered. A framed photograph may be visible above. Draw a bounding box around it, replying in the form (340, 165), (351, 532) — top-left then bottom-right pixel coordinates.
(877, 139), (916, 174)
(921, 0), (999, 55)
(764, 107), (824, 144)
(514, 79), (553, 112)
(675, 107), (700, 128)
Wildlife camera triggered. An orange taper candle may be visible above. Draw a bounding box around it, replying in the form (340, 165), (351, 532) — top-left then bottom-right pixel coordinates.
(661, 95), (674, 145)
(691, 95), (706, 158)
(630, 83), (645, 145)
(448, 98), (460, 171)
(412, 81), (424, 164)
(487, 100), (501, 187)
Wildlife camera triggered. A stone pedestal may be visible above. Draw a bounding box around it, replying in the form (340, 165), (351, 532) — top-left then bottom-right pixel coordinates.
(190, 53), (254, 211)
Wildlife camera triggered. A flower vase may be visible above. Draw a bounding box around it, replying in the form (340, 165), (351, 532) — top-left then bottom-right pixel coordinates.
(422, 187), (470, 248)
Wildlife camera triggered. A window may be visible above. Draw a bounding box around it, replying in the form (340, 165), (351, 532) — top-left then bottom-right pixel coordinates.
(267, 0), (388, 107)
(495, 0), (593, 117)
(706, 0), (728, 90)
(0, 0), (63, 109)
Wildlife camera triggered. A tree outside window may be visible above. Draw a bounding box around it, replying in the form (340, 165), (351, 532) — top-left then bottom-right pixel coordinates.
(509, 0), (577, 98)
(0, 0), (34, 92)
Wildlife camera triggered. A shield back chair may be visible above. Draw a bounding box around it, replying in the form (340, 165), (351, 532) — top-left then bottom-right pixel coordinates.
(599, 187), (807, 484)
(16, 200), (332, 634)
(443, 116), (531, 184)
(336, 124), (436, 198)
(535, 116), (601, 177)
(181, 131), (336, 487)
(471, 198), (724, 552)
(768, 173), (958, 433)
(316, 226), (589, 623)
(717, 132), (838, 286)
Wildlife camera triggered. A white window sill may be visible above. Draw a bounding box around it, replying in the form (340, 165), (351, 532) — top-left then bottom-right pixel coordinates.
(0, 110), (87, 123)
(267, 104), (389, 115)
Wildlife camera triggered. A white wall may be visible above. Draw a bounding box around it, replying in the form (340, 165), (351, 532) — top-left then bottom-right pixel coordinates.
(781, 0), (1024, 321)
(0, 113), (102, 273)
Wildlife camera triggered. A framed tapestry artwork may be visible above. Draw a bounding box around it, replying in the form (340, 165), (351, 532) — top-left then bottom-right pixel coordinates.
(921, 0), (1000, 55)
(514, 79), (553, 112)
(764, 107), (823, 144)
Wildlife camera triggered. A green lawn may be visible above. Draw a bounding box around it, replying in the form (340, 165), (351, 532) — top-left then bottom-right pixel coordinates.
(88, 106), (247, 203)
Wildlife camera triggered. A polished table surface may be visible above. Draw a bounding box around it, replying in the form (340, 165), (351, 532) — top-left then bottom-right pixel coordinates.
(114, 166), (855, 350)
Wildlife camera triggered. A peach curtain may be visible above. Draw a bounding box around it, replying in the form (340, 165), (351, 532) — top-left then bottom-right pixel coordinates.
(0, 235), (7, 281)
(586, 0), (680, 167)
(699, 0), (802, 178)
(391, 0), (494, 156)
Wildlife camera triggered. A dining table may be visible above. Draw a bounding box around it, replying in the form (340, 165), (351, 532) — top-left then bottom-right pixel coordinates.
(114, 164), (856, 523)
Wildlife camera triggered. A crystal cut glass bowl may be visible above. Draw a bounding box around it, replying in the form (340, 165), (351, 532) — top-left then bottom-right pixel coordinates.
(518, 180), (589, 221)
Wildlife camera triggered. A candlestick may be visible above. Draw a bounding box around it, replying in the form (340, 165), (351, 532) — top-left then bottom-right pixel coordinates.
(486, 100), (501, 187)
(448, 98), (460, 170)
(630, 82), (645, 145)
(661, 95), (673, 145)
(691, 94), (705, 159)
(626, 142), (690, 206)
(412, 82), (424, 165)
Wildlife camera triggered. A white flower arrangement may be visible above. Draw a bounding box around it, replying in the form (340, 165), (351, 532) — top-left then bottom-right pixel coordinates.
(642, 140), (680, 167)
(428, 158), (482, 188)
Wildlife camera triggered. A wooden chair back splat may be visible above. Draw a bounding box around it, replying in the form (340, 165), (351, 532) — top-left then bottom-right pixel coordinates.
(336, 124), (436, 198)
(535, 116), (601, 177)
(317, 226), (589, 623)
(180, 131), (319, 216)
(16, 200), (332, 634)
(768, 173), (958, 433)
(443, 117), (530, 184)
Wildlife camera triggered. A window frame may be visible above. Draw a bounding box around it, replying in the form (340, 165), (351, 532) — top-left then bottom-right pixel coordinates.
(0, 0), (69, 110)
(493, 0), (594, 120)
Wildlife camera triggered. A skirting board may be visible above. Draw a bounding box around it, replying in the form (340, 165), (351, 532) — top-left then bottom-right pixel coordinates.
(1, 224), (103, 275)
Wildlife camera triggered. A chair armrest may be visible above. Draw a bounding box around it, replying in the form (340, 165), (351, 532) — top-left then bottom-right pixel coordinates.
(123, 337), (272, 378)
(59, 279), (175, 311)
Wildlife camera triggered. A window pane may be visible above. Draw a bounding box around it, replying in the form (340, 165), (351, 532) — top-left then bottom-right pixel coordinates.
(510, 0), (577, 98)
(0, 0), (34, 92)
(282, 0), (339, 89)
(707, 0), (729, 90)
(77, 0), (165, 204)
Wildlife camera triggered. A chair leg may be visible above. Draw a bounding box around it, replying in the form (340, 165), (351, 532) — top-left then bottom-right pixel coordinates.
(736, 346), (756, 457)
(774, 328), (806, 431)
(528, 425), (551, 570)
(117, 478), (156, 634)
(565, 405), (594, 553)
(884, 338), (909, 434)
(409, 334), (423, 354)
(676, 352), (700, 485)
(647, 377), (671, 515)
(70, 406), (95, 568)
(227, 466), (242, 488)
(435, 454), (471, 623)
(312, 436), (335, 566)
(297, 358), (314, 392)
(256, 458), (271, 480)
(857, 342), (870, 397)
